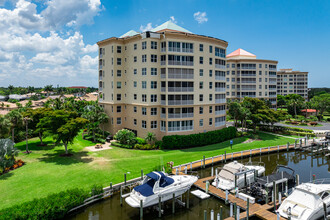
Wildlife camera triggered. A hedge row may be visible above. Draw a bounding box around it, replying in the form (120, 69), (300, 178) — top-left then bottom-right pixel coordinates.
(258, 124), (314, 133)
(0, 189), (89, 220)
(162, 126), (237, 149)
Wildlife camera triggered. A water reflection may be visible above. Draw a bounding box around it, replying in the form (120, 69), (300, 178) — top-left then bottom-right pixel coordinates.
(69, 150), (330, 220)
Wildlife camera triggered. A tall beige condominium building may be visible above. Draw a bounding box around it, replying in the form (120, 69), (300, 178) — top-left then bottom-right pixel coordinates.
(97, 21), (228, 140)
(277, 69), (309, 100)
(226, 49), (278, 108)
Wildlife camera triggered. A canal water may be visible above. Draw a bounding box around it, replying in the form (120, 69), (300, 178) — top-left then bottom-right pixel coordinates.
(69, 150), (330, 220)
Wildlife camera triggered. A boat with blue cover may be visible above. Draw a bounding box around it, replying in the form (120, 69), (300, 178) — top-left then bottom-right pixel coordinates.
(125, 171), (198, 208)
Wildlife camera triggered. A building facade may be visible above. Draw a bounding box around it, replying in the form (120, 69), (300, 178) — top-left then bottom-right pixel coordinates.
(277, 69), (309, 100)
(97, 21), (228, 139)
(225, 49), (278, 108)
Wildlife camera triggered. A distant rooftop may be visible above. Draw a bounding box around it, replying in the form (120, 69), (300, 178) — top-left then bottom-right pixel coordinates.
(120, 30), (139, 38)
(227, 48), (256, 59)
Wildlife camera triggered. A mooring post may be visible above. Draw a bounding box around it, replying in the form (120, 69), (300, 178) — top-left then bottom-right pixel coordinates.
(254, 169), (257, 182)
(230, 203), (233, 216)
(294, 142), (297, 149)
(186, 189), (189, 209)
(212, 156), (214, 166)
(225, 151), (227, 163)
(324, 202), (327, 220)
(277, 211), (280, 220)
(287, 142), (289, 151)
(201, 159), (203, 167)
(176, 168), (178, 175)
(244, 172), (247, 187)
(225, 190), (229, 204)
(273, 181), (277, 211)
(313, 174), (316, 183)
(241, 151), (243, 159)
(211, 209), (214, 220)
(140, 200), (143, 220)
(120, 186), (123, 206)
(268, 146), (270, 153)
(158, 196), (161, 218)
(231, 152), (233, 159)
(247, 198), (250, 220)
(250, 149), (252, 157)
(234, 175), (237, 189)
(260, 148), (261, 156)
(206, 180), (210, 194)
(190, 162), (192, 171)
(233, 203), (237, 220)
(279, 192), (282, 205)
(296, 174), (299, 186)
(172, 193), (175, 214)
(124, 173), (127, 186)
(211, 167), (214, 177)
(237, 205), (240, 220)
(203, 156), (205, 168)
(285, 179), (288, 196)
(204, 210), (207, 220)
(110, 182), (112, 191)
(184, 166), (187, 174)
(217, 213), (220, 220)
(220, 206), (223, 220)
(265, 187), (269, 204)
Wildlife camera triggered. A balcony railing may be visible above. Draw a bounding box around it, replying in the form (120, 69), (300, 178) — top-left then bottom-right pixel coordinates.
(240, 74), (256, 77)
(99, 65), (103, 69)
(161, 48), (166, 53)
(269, 94), (277, 97)
(168, 125), (193, 132)
(215, 110), (226, 115)
(99, 87), (103, 92)
(269, 67), (277, 70)
(99, 53), (103, 58)
(215, 76), (226, 81)
(168, 73), (194, 79)
(161, 87), (166, 92)
(215, 64), (226, 69)
(215, 88), (226, 92)
(161, 100), (166, 105)
(168, 113), (194, 118)
(99, 75), (103, 81)
(269, 87), (277, 90)
(215, 99), (226, 104)
(239, 81), (256, 84)
(168, 87), (194, 92)
(215, 121), (226, 127)
(168, 47), (193, 53)
(168, 100), (194, 105)
(161, 61), (166, 66)
(161, 113), (166, 118)
(168, 60), (194, 66)
(241, 88), (256, 91)
(269, 81), (277, 84)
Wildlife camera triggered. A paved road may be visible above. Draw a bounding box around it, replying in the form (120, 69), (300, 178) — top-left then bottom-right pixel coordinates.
(227, 121), (330, 131)
(274, 122), (330, 131)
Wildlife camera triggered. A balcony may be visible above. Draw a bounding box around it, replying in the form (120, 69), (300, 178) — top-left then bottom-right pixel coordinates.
(168, 47), (193, 53)
(161, 74), (166, 79)
(168, 100), (194, 105)
(240, 74), (256, 77)
(215, 121), (226, 127)
(215, 110), (226, 115)
(269, 94), (277, 97)
(269, 67), (277, 71)
(168, 125), (194, 132)
(215, 64), (226, 69)
(161, 113), (166, 118)
(99, 75), (103, 81)
(161, 48), (166, 53)
(168, 113), (194, 119)
(215, 76), (226, 81)
(215, 88), (226, 92)
(240, 81), (256, 84)
(215, 99), (226, 104)
(161, 61), (166, 66)
(271, 101), (276, 105)
(99, 65), (103, 69)
(168, 87), (194, 92)
(168, 60), (194, 66)
(161, 100), (166, 105)
(99, 87), (103, 92)
(269, 87), (277, 90)
(269, 80), (277, 84)
(241, 87), (256, 91)
(168, 73), (194, 79)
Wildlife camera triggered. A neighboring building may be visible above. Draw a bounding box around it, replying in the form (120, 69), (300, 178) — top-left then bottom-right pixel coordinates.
(277, 69), (308, 100)
(226, 49), (278, 108)
(97, 20), (228, 139)
(301, 109), (317, 117)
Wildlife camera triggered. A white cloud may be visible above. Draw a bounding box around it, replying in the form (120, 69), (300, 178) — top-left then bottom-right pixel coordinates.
(139, 23), (153, 32)
(170, 16), (177, 24)
(0, 0), (102, 86)
(194, 11), (208, 24)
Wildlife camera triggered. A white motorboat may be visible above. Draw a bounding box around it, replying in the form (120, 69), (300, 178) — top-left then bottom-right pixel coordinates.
(125, 171), (198, 208)
(212, 161), (265, 190)
(278, 181), (330, 220)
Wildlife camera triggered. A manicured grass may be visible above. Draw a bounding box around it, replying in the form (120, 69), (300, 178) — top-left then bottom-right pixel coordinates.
(0, 131), (296, 210)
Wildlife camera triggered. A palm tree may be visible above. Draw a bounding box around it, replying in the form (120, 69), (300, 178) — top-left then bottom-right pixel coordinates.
(145, 132), (156, 145)
(286, 94), (304, 118)
(44, 85), (53, 97)
(6, 110), (23, 142)
(8, 85), (14, 94)
(0, 115), (12, 138)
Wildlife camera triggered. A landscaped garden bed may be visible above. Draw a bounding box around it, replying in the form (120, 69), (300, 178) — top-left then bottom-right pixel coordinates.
(0, 159), (25, 176)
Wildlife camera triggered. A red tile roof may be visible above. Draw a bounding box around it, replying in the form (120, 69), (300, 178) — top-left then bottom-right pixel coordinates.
(301, 109), (317, 113)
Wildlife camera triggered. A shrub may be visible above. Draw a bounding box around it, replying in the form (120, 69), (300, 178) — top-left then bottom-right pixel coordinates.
(136, 137), (146, 145)
(310, 121), (318, 126)
(111, 142), (133, 149)
(162, 127), (237, 149)
(0, 189), (89, 220)
(155, 141), (163, 149)
(90, 184), (104, 196)
(134, 144), (157, 150)
(299, 123), (307, 126)
(0, 139), (18, 173)
(114, 129), (137, 145)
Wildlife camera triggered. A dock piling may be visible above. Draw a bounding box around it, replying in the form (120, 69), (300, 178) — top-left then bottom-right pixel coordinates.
(230, 203), (233, 217)
(140, 200), (143, 220)
(246, 198), (250, 220)
(220, 206), (223, 220)
(273, 181), (277, 210)
(190, 162), (192, 172)
(323, 202), (327, 220)
(186, 189), (189, 209)
(172, 193), (175, 214)
(211, 209), (214, 220)
(211, 167), (214, 176)
(203, 156), (205, 168)
(224, 151), (227, 163)
(287, 142), (289, 151)
(120, 186), (123, 206)
(206, 180), (210, 194)
(279, 192), (282, 205)
(233, 203), (237, 220)
(158, 196), (161, 218)
(204, 210), (207, 220)
(265, 187), (269, 204)
(296, 174), (300, 186)
(217, 213), (220, 220)
(225, 190), (229, 204)
(313, 174), (316, 183)
(124, 173), (127, 186)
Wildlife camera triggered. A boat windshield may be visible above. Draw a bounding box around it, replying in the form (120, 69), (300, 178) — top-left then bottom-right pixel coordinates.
(288, 188), (321, 209)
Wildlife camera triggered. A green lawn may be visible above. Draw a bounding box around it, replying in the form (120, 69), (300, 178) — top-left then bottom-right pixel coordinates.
(0, 131), (296, 210)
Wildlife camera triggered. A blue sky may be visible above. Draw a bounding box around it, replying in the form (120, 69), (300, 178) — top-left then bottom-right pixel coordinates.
(0, 0), (329, 87)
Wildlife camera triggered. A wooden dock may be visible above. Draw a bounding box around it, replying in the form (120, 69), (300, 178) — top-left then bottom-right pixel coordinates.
(173, 143), (297, 174)
(194, 177), (285, 220)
